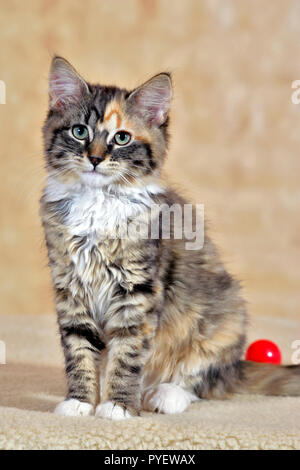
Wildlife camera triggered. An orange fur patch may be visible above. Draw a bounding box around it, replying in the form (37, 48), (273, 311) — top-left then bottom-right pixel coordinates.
(104, 108), (122, 129)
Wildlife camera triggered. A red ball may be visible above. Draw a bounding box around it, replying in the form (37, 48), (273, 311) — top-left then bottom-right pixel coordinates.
(245, 339), (282, 364)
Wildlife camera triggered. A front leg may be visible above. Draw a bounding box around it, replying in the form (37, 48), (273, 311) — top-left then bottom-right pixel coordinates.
(54, 288), (105, 416)
(96, 306), (155, 420)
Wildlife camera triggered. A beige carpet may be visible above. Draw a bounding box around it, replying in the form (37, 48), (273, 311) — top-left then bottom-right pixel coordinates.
(0, 313), (299, 450)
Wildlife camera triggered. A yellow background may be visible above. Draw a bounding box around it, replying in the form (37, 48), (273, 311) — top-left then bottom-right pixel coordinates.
(0, 0), (299, 319)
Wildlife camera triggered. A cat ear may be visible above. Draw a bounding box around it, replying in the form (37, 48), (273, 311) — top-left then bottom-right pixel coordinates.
(127, 73), (172, 126)
(49, 56), (90, 110)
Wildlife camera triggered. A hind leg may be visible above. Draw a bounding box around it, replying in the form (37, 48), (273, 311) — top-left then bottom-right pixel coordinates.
(142, 383), (199, 414)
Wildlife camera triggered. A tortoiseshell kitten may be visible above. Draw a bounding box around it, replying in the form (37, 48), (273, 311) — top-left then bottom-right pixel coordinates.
(40, 57), (300, 420)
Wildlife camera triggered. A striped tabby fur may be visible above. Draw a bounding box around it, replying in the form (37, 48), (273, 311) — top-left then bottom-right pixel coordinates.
(40, 57), (300, 419)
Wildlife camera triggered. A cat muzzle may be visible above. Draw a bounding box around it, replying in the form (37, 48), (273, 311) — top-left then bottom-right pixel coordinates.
(88, 156), (105, 168)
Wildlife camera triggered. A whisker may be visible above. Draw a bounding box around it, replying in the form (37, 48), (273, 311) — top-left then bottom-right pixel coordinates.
(119, 169), (138, 184)
(118, 173), (133, 186)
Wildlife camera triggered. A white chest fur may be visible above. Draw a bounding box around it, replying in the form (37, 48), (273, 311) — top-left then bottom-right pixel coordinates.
(66, 187), (144, 239)
(45, 177), (163, 237)
(45, 177), (164, 321)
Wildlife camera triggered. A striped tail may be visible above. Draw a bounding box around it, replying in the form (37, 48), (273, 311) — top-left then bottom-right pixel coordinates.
(238, 361), (300, 396)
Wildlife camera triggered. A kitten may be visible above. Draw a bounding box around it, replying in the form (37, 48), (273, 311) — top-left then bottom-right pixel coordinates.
(40, 57), (300, 419)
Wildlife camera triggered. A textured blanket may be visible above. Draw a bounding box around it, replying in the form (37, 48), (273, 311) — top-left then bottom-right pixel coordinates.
(0, 313), (299, 450)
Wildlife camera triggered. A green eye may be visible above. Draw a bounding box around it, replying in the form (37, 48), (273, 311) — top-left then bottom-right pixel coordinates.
(114, 131), (131, 146)
(72, 125), (88, 140)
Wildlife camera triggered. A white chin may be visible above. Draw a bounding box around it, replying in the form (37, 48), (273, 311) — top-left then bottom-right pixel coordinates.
(80, 172), (115, 187)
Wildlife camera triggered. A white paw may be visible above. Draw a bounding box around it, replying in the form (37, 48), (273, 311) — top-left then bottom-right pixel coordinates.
(54, 399), (94, 417)
(143, 383), (199, 414)
(95, 401), (132, 420)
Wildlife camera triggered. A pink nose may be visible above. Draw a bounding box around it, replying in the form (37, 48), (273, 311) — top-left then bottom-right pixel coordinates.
(88, 156), (105, 168)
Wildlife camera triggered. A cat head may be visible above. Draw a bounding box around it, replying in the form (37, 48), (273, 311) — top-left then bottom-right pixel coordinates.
(43, 57), (172, 189)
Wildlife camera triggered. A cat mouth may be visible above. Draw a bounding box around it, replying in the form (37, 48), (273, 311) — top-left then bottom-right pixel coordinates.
(83, 169), (111, 177)
(80, 169), (116, 186)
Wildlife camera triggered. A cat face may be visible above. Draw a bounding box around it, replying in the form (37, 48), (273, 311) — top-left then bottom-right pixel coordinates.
(43, 57), (172, 188)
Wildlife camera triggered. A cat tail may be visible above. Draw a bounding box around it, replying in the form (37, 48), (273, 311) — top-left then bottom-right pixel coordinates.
(237, 361), (300, 396)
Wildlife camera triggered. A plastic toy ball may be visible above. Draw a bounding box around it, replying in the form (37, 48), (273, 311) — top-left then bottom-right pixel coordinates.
(245, 339), (282, 364)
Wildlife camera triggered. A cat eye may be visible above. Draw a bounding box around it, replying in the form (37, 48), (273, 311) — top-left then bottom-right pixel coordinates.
(72, 125), (89, 140)
(114, 131), (131, 146)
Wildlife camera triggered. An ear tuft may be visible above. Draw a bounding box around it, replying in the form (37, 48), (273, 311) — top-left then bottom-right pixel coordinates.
(127, 73), (172, 126)
(49, 56), (89, 110)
